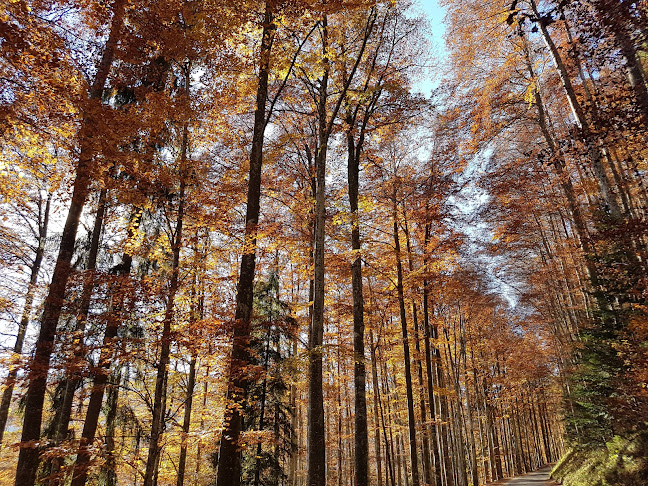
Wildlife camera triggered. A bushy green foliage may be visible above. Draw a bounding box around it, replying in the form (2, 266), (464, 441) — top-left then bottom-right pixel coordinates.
(241, 272), (297, 486)
(565, 215), (648, 447)
(552, 432), (648, 486)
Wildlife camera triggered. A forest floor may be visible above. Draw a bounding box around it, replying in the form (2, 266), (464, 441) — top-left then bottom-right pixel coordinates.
(489, 466), (559, 485)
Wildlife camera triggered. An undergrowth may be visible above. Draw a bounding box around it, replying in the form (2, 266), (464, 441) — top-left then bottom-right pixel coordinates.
(551, 431), (648, 486)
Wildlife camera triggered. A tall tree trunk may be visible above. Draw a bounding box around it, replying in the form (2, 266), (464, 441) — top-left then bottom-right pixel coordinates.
(176, 354), (197, 486)
(486, 398), (503, 480)
(346, 113), (369, 486)
(392, 192), (420, 486)
(0, 192), (51, 444)
(144, 104), (189, 486)
(47, 188), (108, 485)
(308, 11), (375, 484)
(288, 338), (299, 486)
(308, 14), (330, 486)
(369, 329), (383, 486)
(254, 327), (273, 486)
(530, 0), (622, 219)
(521, 34), (612, 312)
(14, 2), (126, 483)
(462, 353), (479, 485)
(60, 187), (107, 416)
(377, 334), (397, 486)
(305, 9), (377, 484)
(402, 217), (433, 486)
(593, 2), (648, 122)
(216, 6), (275, 485)
(422, 223), (442, 486)
(435, 337), (453, 486)
(195, 365), (210, 482)
(101, 366), (122, 486)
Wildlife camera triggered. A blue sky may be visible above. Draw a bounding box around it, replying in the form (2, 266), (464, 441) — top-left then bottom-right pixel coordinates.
(413, 0), (448, 96)
(416, 0), (447, 43)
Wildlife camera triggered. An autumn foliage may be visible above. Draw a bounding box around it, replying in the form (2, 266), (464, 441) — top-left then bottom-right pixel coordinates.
(0, 1), (646, 486)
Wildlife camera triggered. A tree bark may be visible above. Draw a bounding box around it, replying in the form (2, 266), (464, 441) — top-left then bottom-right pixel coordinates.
(177, 281), (202, 486)
(403, 217), (433, 486)
(143, 90), (190, 484)
(44, 189), (108, 485)
(369, 329), (384, 486)
(307, 10), (375, 485)
(308, 15), (330, 486)
(101, 367), (122, 486)
(175, 355), (197, 486)
(593, 1), (648, 122)
(346, 112), (369, 486)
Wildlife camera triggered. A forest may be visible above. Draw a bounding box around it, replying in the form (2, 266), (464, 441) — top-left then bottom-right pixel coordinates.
(0, 0), (647, 485)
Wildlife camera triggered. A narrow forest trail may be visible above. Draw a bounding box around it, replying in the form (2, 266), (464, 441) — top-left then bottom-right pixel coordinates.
(491, 466), (558, 485)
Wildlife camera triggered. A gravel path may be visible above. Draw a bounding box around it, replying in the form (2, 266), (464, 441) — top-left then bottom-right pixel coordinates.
(498, 465), (559, 485)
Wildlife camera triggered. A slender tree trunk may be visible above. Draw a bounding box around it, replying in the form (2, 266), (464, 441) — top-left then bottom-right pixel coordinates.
(308, 11), (376, 483)
(593, 2), (648, 122)
(289, 338), (299, 486)
(392, 192), (420, 486)
(14, 2), (126, 483)
(462, 360), (479, 485)
(522, 35), (612, 314)
(48, 188), (108, 485)
(308, 14), (330, 486)
(144, 109), (189, 486)
(346, 113), (369, 486)
(402, 217), (433, 486)
(422, 223), (442, 486)
(369, 329), (384, 486)
(176, 354), (197, 486)
(530, 0), (621, 218)
(216, 6), (275, 485)
(436, 348), (453, 486)
(69, 208), (142, 486)
(378, 336), (397, 486)
(0, 193), (51, 444)
(254, 327), (273, 486)
(195, 365), (210, 482)
(102, 366), (122, 486)
(487, 400), (503, 480)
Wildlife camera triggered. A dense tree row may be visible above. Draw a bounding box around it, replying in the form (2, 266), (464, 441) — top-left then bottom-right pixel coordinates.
(0, 0), (645, 485)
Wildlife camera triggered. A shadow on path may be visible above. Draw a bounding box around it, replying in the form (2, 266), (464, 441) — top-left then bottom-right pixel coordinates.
(487, 466), (559, 485)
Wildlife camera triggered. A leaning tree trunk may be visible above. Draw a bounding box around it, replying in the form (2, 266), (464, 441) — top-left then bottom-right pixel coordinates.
(14, 2), (126, 483)
(47, 188), (108, 485)
(592, 1), (648, 122)
(529, 0), (622, 219)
